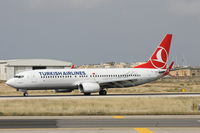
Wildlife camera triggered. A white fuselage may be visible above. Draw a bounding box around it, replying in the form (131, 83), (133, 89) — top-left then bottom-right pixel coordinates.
(6, 68), (164, 92)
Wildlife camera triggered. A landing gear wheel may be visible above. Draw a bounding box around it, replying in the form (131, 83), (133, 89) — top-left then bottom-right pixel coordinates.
(23, 92), (28, 97)
(99, 90), (107, 95)
(84, 93), (91, 96)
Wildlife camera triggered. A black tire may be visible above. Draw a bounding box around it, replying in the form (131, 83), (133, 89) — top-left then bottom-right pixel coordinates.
(23, 92), (28, 97)
(84, 93), (91, 96)
(99, 90), (107, 95)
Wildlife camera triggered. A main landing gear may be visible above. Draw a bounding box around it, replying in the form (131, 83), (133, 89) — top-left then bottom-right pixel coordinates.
(83, 90), (107, 96)
(99, 90), (107, 95)
(84, 93), (91, 96)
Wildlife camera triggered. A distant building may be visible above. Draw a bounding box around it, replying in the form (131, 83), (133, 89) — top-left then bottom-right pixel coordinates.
(78, 62), (146, 69)
(170, 67), (200, 77)
(130, 62), (146, 67)
(0, 59), (72, 80)
(78, 62), (131, 69)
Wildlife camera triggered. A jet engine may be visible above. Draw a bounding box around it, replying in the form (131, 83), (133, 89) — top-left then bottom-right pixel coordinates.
(79, 83), (100, 93)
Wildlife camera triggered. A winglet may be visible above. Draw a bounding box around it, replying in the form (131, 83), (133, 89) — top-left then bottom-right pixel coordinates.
(163, 61), (174, 76)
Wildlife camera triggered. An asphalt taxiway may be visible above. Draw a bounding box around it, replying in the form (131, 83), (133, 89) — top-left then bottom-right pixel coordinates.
(0, 116), (200, 128)
(0, 116), (200, 133)
(1, 128), (200, 133)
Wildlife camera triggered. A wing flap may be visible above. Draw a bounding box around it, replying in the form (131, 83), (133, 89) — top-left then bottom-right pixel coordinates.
(100, 79), (138, 88)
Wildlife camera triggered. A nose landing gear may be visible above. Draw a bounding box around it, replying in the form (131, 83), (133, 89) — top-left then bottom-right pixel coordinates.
(23, 92), (28, 97)
(17, 89), (29, 97)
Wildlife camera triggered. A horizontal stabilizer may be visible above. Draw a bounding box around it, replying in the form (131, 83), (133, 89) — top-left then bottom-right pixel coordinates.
(163, 61), (174, 76)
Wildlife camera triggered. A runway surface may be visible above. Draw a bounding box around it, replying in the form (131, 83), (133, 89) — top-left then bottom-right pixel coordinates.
(0, 93), (200, 99)
(0, 116), (200, 128)
(0, 116), (200, 133)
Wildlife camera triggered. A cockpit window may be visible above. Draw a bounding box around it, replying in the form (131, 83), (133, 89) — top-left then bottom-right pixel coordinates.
(14, 75), (24, 78)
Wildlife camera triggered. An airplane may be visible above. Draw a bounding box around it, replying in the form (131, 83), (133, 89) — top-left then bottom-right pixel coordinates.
(6, 34), (174, 96)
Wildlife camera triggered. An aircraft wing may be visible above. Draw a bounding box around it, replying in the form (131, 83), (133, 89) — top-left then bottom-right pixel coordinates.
(98, 78), (139, 88)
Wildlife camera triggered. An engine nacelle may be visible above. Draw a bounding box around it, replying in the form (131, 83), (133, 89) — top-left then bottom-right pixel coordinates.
(79, 83), (100, 93)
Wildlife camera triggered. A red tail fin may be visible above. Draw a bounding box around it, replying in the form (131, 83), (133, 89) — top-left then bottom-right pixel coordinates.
(134, 34), (172, 69)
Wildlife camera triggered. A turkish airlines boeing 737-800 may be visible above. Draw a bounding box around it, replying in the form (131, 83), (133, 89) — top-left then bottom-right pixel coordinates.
(6, 34), (174, 96)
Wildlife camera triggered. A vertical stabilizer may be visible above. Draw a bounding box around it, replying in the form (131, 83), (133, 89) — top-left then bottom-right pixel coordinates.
(134, 34), (172, 69)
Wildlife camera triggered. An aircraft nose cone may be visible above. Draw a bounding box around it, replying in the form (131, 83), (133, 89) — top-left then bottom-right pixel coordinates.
(6, 80), (11, 86)
(6, 79), (15, 87)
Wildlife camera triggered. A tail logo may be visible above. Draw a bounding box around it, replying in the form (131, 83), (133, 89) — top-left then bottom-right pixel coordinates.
(150, 46), (168, 69)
